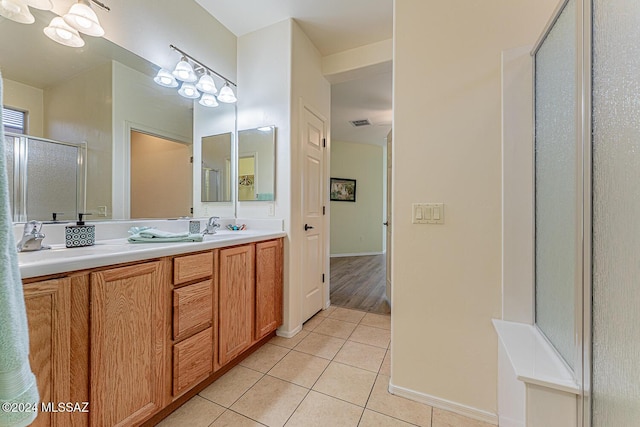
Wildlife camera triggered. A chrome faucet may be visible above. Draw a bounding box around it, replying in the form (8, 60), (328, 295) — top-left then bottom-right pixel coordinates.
(17, 220), (50, 252)
(203, 216), (220, 235)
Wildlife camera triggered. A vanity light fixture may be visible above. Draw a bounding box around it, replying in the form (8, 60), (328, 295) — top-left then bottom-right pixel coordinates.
(63, 0), (105, 37)
(217, 82), (237, 104)
(154, 44), (237, 107)
(172, 57), (198, 82)
(153, 69), (178, 88)
(199, 93), (219, 108)
(0, 0), (35, 24)
(178, 82), (200, 99)
(44, 16), (85, 47)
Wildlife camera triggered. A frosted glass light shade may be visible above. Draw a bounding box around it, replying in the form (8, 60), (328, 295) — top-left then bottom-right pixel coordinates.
(196, 74), (217, 94)
(153, 69), (178, 88)
(172, 59), (197, 82)
(0, 0), (35, 24)
(178, 82), (200, 99)
(63, 1), (104, 37)
(217, 83), (237, 103)
(199, 93), (219, 107)
(44, 17), (85, 48)
(25, 0), (52, 10)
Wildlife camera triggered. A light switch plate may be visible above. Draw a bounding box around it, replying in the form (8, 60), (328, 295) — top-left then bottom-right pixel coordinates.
(412, 203), (444, 224)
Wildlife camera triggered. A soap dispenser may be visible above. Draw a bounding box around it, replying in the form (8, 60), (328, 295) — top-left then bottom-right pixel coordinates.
(65, 213), (95, 248)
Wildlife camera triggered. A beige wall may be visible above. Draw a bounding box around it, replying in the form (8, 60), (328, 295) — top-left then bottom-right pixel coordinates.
(330, 140), (384, 255)
(130, 131), (192, 218)
(44, 63), (113, 218)
(3, 79), (44, 137)
(392, 0), (558, 418)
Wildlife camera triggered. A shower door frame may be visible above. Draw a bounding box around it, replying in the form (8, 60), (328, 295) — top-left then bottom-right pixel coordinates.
(531, 0), (593, 426)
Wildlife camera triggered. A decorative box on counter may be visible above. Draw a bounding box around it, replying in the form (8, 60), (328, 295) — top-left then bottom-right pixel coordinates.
(65, 213), (95, 248)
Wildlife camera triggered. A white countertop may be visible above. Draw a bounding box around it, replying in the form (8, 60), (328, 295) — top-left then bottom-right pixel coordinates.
(19, 229), (286, 279)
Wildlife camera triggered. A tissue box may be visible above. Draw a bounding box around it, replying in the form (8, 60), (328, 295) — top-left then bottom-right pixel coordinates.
(65, 225), (95, 248)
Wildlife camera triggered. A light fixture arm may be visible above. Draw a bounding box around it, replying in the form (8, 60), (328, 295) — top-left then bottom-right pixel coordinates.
(169, 44), (236, 87)
(88, 0), (110, 12)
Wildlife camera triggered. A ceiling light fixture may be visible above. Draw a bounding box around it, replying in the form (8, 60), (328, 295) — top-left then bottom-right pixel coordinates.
(44, 16), (85, 47)
(0, 0), (35, 24)
(154, 44), (237, 108)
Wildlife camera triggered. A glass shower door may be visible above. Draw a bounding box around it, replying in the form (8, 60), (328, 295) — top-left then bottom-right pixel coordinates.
(591, 0), (640, 424)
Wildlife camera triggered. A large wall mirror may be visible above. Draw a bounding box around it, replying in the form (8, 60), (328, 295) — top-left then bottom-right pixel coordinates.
(1, 8), (236, 221)
(237, 126), (276, 201)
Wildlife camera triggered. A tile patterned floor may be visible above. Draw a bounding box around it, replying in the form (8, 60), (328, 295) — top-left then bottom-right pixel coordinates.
(157, 307), (493, 427)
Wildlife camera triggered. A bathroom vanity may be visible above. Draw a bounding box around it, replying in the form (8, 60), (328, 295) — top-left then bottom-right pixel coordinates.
(18, 224), (284, 426)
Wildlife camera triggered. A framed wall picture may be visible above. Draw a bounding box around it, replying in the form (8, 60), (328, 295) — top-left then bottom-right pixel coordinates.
(330, 178), (356, 202)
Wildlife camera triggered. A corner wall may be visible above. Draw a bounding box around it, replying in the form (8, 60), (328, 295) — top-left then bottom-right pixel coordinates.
(392, 0), (558, 419)
(330, 140), (384, 256)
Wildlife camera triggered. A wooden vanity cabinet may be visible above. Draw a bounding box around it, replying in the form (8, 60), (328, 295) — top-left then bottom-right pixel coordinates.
(255, 239), (283, 341)
(90, 261), (167, 427)
(217, 244), (255, 368)
(23, 278), (72, 427)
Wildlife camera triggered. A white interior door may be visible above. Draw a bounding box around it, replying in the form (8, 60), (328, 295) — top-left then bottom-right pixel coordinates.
(301, 106), (325, 322)
(385, 130), (392, 304)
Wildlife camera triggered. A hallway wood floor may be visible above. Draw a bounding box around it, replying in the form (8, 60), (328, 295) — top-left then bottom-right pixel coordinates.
(330, 255), (390, 315)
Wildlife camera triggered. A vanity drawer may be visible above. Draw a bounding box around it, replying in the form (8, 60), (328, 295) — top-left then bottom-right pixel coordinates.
(173, 327), (213, 396)
(173, 252), (214, 285)
(173, 280), (213, 341)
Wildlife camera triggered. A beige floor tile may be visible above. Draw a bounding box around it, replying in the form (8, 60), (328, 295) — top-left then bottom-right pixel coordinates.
(156, 395), (225, 427)
(358, 409), (415, 426)
(379, 350), (391, 376)
(199, 365), (264, 408)
(366, 375), (432, 427)
(269, 330), (310, 349)
(360, 313), (391, 331)
(312, 318), (358, 339)
(285, 391), (363, 427)
(294, 332), (346, 359)
(231, 375), (308, 427)
(314, 306), (337, 318)
(333, 341), (386, 373)
(328, 307), (367, 324)
(312, 362), (376, 407)
(210, 410), (266, 427)
(349, 325), (391, 349)
(268, 350), (330, 388)
(240, 343), (290, 373)
(432, 408), (495, 427)
(302, 315), (325, 332)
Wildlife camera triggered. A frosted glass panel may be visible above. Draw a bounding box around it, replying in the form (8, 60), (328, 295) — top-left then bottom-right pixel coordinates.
(4, 136), (14, 214)
(534, 0), (576, 370)
(26, 139), (79, 221)
(592, 0), (640, 424)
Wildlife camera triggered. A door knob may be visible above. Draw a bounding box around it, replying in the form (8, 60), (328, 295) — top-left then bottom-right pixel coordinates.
(304, 224), (314, 231)
(383, 222), (389, 226)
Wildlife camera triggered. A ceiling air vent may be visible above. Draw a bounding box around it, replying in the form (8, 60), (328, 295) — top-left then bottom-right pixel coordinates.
(349, 119), (371, 127)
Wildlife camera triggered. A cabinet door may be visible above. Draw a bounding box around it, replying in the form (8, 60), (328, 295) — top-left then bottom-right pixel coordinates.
(24, 279), (71, 427)
(255, 239), (283, 340)
(90, 261), (166, 427)
(218, 245), (255, 367)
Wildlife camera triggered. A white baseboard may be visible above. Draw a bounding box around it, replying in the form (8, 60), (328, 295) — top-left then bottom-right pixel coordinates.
(330, 251), (384, 258)
(499, 415), (525, 427)
(388, 382), (498, 425)
(276, 324), (302, 338)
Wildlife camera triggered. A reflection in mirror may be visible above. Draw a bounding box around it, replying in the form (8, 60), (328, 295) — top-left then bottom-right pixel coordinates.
(1, 8), (235, 221)
(237, 126), (275, 201)
(201, 132), (232, 202)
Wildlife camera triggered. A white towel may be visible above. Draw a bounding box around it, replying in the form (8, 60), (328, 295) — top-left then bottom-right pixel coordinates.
(0, 72), (40, 426)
